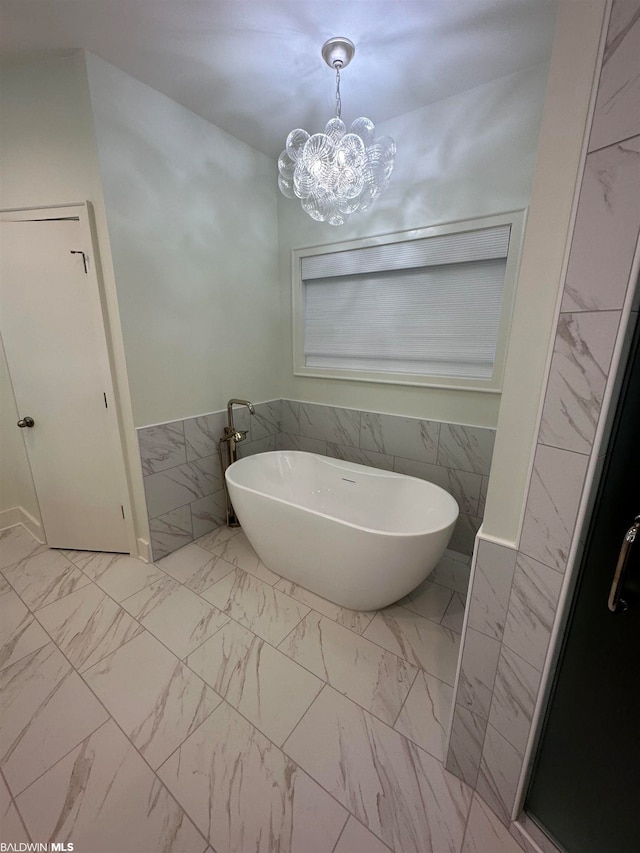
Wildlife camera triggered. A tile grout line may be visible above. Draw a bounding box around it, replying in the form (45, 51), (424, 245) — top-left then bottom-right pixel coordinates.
(194, 559), (463, 695)
(586, 131), (640, 157)
(71, 555), (173, 606)
(328, 813), (351, 853)
(154, 690), (361, 850)
(281, 682), (469, 853)
(3, 531), (463, 692)
(3, 533), (282, 778)
(457, 791), (477, 853)
(0, 764), (33, 843)
(1, 597), (119, 797)
(12, 592), (213, 851)
(468, 537), (524, 818)
(4, 525), (471, 850)
(361, 610), (462, 682)
(278, 683), (390, 846)
(389, 665), (421, 730)
(193, 533), (468, 651)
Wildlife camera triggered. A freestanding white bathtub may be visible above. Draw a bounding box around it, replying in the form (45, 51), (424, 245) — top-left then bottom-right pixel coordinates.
(225, 451), (459, 611)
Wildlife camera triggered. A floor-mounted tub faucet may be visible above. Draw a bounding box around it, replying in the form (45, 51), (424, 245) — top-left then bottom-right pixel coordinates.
(219, 399), (254, 527)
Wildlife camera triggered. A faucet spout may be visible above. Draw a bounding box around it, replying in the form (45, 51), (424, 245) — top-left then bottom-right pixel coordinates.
(227, 398), (255, 417)
(226, 399), (255, 434)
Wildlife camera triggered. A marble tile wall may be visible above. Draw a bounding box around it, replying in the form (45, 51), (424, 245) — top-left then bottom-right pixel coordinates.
(279, 400), (494, 557)
(447, 0), (640, 837)
(139, 399), (495, 561)
(138, 401), (282, 560)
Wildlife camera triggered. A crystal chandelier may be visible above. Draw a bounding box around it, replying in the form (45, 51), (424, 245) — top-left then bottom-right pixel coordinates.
(278, 37), (396, 226)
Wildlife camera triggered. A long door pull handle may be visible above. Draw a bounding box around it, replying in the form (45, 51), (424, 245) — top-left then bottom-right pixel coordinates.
(608, 515), (640, 613)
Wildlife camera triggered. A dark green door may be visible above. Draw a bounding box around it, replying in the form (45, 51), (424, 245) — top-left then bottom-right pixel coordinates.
(526, 312), (640, 853)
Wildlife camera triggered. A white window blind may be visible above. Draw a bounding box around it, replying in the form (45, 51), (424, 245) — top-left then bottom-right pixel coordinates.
(301, 225), (511, 380)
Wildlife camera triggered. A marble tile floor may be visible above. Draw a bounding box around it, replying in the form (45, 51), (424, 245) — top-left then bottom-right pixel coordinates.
(0, 523), (524, 853)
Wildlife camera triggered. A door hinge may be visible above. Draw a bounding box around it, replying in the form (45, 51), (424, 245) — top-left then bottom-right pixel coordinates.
(103, 392), (108, 408)
(121, 505), (125, 519)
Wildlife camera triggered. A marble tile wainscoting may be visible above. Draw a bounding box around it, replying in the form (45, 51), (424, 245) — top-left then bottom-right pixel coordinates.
(278, 401), (494, 559)
(138, 401), (282, 560)
(446, 0), (640, 846)
(138, 399), (495, 562)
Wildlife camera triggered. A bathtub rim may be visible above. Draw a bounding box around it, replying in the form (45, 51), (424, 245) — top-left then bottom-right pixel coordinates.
(225, 450), (459, 538)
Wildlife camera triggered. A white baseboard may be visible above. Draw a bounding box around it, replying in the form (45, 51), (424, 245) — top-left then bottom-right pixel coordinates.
(0, 507), (45, 542)
(136, 537), (152, 563)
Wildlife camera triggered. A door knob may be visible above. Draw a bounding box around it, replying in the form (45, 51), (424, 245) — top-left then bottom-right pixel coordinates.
(17, 416), (35, 428)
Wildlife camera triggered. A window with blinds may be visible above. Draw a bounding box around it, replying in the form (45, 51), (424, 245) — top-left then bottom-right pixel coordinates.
(292, 211), (525, 392)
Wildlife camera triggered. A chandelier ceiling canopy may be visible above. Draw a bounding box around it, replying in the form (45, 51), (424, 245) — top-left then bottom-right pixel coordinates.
(278, 37), (396, 226)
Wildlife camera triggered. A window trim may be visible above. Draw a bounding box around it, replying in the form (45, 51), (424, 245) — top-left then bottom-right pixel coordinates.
(291, 209), (527, 393)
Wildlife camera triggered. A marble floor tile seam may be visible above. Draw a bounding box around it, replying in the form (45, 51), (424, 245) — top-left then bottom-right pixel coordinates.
(1, 549), (144, 620)
(191, 553), (283, 591)
(3, 542), (459, 688)
(3, 612), (216, 850)
(388, 671), (462, 767)
(0, 595), (50, 674)
(2, 579), (108, 676)
(180, 552), (274, 595)
(0, 548), (50, 578)
(397, 594), (467, 636)
(3, 535), (472, 852)
(61, 546), (172, 582)
(0, 765), (33, 843)
(388, 666), (425, 735)
(272, 578), (379, 638)
(0, 552), (91, 613)
(143, 685), (424, 853)
(30, 580), (149, 674)
(0, 608), (190, 794)
(119, 556), (234, 604)
(428, 573), (472, 597)
(280, 683), (473, 853)
(177, 605), (425, 736)
(197, 566), (313, 641)
(361, 607), (462, 675)
(24, 574), (235, 741)
(1, 569), (72, 619)
(180, 606), (330, 703)
(274, 617), (423, 731)
(73, 559), (174, 605)
(4, 701), (110, 800)
(151, 692), (368, 849)
(88, 552), (310, 667)
(458, 789), (479, 853)
(8, 714), (212, 853)
(329, 817), (395, 853)
(107, 577), (240, 672)
(258, 580), (464, 674)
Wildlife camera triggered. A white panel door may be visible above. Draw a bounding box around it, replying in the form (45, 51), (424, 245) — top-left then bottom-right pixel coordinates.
(0, 204), (129, 551)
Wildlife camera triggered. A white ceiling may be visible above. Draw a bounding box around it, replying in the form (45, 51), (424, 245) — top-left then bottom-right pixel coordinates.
(0, 1), (558, 159)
